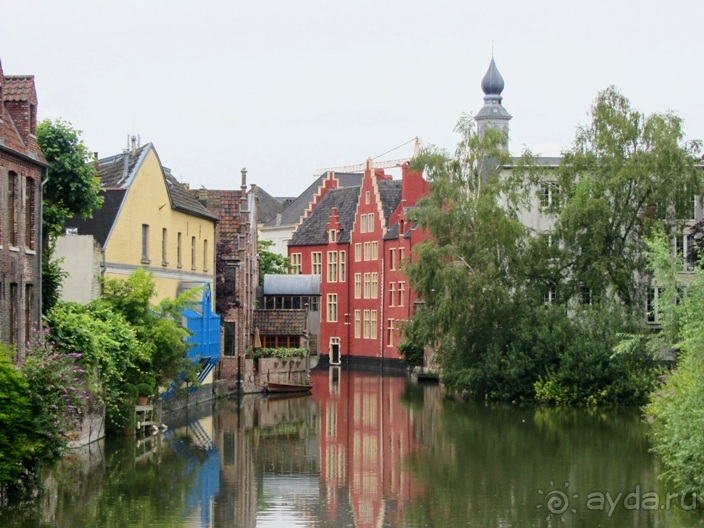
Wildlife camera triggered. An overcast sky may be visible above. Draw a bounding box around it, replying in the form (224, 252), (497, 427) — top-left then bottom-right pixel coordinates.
(3, 1), (703, 196)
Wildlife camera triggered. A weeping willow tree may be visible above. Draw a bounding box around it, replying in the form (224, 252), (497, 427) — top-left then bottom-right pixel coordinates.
(403, 115), (534, 395)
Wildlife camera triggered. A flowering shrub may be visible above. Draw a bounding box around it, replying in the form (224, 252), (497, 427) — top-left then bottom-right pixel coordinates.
(0, 335), (90, 503)
(23, 337), (90, 454)
(251, 347), (307, 360)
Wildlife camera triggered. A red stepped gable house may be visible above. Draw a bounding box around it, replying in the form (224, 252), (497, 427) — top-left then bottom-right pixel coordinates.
(0, 58), (46, 364)
(288, 159), (428, 368)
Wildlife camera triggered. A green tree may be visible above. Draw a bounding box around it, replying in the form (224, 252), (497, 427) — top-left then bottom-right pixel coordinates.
(98, 269), (199, 389)
(37, 119), (103, 313)
(404, 88), (683, 404)
(37, 119), (103, 239)
(258, 239), (290, 284)
(548, 86), (702, 307)
(404, 116), (532, 393)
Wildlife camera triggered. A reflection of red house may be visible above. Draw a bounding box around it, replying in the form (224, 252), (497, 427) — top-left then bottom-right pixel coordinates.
(311, 369), (421, 528)
(289, 161), (428, 367)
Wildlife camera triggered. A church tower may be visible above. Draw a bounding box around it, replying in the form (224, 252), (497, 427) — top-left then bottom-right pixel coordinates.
(474, 56), (511, 150)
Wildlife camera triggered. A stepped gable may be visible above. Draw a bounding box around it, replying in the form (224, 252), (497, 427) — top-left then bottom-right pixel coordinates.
(264, 172), (363, 228)
(289, 186), (361, 246)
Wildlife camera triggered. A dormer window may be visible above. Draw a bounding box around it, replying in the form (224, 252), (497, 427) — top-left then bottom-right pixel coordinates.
(329, 229), (337, 243)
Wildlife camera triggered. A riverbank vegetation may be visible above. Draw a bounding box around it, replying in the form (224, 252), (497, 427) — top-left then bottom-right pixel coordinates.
(403, 87), (701, 405)
(45, 269), (199, 433)
(642, 231), (704, 497)
(0, 269), (199, 502)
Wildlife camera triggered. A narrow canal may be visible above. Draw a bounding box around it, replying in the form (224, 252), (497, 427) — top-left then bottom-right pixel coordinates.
(3, 368), (703, 527)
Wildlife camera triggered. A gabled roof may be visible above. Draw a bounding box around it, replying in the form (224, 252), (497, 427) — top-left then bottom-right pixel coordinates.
(97, 145), (149, 189)
(63, 143), (216, 245)
(0, 67), (45, 164)
(263, 172), (363, 228)
(163, 171), (218, 222)
(255, 185), (285, 225)
(95, 143), (217, 222)
(377, 180), (402, 226)
(289, 186), (361, 246)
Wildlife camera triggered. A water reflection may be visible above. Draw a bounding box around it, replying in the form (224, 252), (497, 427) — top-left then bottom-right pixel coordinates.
(3, 368), (704, 527)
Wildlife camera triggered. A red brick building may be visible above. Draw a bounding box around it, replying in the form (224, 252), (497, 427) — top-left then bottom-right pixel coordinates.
(288, 160), (428, 368)
(191, 169), (258, 385)
(0, 58), (46, 363)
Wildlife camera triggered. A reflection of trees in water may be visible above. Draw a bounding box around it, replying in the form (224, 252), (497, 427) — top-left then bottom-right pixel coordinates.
(404, 402), (684, 527)
(0, 430), (215, 528)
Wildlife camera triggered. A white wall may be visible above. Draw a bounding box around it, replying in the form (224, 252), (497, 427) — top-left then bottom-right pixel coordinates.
(55, 234), (102, 304)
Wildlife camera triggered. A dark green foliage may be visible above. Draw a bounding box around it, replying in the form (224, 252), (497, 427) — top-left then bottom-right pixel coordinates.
(136, 383), (153, 397)
(41, 252), (67, 315)
(0, 345), (43, 501)
(404, 88), (691, 405)
(36, 119), (103, 240)
(37, 119), (103, 314)
(0, 341), (89, 502)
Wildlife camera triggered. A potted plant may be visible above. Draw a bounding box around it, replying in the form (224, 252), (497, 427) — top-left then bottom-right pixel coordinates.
(136, 383), (153, 406)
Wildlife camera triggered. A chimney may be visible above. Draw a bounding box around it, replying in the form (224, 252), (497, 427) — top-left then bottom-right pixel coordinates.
(241, 167), (247, 190)
(122, 149), (129, 179)
(130, 135), (137, 156)
(93, 152), (99, 173)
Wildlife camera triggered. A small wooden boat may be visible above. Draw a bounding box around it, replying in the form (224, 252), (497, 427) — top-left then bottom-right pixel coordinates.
(265, 381), (313, 394)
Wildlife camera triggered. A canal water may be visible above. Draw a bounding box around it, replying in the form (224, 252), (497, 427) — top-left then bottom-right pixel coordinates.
(3, 368), (703, 527)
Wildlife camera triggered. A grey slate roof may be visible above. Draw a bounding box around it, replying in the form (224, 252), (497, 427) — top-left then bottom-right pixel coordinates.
(263, 172), (363, 228)
(378, 180), (402, 226)
(255, 186), (285, 225)
(289, 177), (404, 247)
(289, 186), (361, 246)
(64, 189), (126, 246)
(97, 145), (149, 189)
(263, 274), (321, 295)
(63, 143), (217, 245)
(163, 171), (218, 222)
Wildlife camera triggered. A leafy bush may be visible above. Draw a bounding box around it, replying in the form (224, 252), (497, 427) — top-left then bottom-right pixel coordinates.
(643, 230), (704, 495)
(251, 347), (307, 361)
(136, 383), (153, 397)
(0, 338), (89, 502)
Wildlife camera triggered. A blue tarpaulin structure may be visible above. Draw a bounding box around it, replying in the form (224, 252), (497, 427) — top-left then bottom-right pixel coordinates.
(163, 283), (220, 398)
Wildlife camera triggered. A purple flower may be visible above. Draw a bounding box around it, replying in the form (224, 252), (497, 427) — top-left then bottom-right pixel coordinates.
(69, 387), (77, 392)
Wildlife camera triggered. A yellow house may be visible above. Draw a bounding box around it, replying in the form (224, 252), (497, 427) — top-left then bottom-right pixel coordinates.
(62, 142), (218, 303)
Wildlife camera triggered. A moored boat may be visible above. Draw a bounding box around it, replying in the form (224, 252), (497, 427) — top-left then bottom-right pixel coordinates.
(265, 381), (313, 394)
